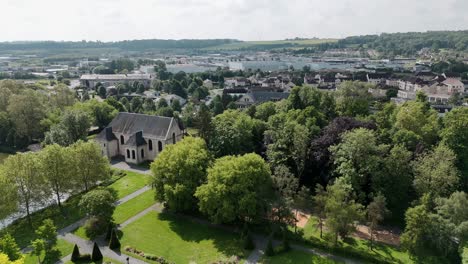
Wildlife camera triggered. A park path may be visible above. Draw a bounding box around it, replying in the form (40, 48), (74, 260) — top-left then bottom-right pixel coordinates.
(111, 160), (151, 175)
(45, 164), (359, 264)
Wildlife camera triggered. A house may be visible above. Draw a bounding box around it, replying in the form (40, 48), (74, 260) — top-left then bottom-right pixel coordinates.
(235, 92), (290, 108)
(156, 94), (187, 107)
(96, 113), (184, 164)
(367, 73), (390, 85)
(80, 74), (153, 89)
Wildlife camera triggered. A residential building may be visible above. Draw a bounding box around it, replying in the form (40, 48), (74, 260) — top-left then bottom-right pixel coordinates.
(80, 74), (153, 89)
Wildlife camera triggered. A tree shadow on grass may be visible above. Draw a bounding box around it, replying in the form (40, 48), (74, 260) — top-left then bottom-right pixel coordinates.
(157, 212), (247, 259)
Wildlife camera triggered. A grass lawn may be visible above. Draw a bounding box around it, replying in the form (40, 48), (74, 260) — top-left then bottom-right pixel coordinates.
(24, 239), (74, 264)
(120, 211), (250, 263)
(0, 152), (11, 164)
(4, 195), (86, 248)
(260, 249), (341, 264)
(64, 257), (123, 264)
(107, 171), (150, 199)
(300, 217), (412, 264)
(113, 190), (155, 224)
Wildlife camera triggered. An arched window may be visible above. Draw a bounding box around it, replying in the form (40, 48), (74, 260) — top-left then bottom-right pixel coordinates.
(172, 133), (176, 144)
(148, 140), (153, 151)
(158, 141), (163, 152)
(120, 135), (124, 145)
(126, 149), (130, 158)
(132, 150), (135, 159)
(141, 149), (144, 158)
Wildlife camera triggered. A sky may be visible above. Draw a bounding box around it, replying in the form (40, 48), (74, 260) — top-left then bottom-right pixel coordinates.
(1, 0), (468, 42)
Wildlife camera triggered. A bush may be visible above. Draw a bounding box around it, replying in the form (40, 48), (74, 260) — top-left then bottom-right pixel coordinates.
(105, 222), (114, 241)
(243, 233), (255, 250)
(71, 244), (80, 262)
(92, 242), (103, 261)
(84, 217), (107, 239)
(109, 229), (121, 249)
(265, 238), (275, 256)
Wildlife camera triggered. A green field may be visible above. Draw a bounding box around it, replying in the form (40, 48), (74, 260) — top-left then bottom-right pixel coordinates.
(0, 152), (11, 164)
(113, 190), (155, 224)
(107, 171), (150, 199)
(206, 39), (337, 50)
(120, 211), (249, 263)
(260, 249), (341, 264)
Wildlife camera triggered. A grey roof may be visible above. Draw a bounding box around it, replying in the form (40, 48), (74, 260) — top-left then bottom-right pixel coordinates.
(80, 74), (152, 81)
(107, 113), (175, 139)
(125, 131), (147, 147)
(251, 92), (290, 103)
(96, 127), (117, 141)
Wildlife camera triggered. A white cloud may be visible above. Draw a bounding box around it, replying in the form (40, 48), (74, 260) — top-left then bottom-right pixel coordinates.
(1, 0), (467, 41)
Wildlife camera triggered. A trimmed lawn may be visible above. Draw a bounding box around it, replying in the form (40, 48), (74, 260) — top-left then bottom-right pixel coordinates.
(260, 250), (341, 264)
(301, 217), (412, 264)
(120, 211), (249, 263)
(108, 171), (150, 199)
(24, 239), (74, 264)
(113, 190), (155, 224)
(5, 195), (85, 248)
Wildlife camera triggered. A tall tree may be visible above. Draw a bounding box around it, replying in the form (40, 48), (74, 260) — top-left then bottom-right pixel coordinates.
(441, 107), (468, 189)
(151, 137), (211, 212)
(35, 219), (57, 252)
(7, 90), (47, 142)
(71, 141), (110, 191)
(2, 152), (47, 226)
(313, 184), (327, 238)
(329, 128), (387, 202)
(412, 144), (459, 197)
(367, 194), (389, 250)
(39, 144), (73, 208)
(195, 104), (212, 144)
(195, 153), (273, 224)
(335, 81), (372, 117)
(0, 172), (18, 220)
(325, 178), (364, 245)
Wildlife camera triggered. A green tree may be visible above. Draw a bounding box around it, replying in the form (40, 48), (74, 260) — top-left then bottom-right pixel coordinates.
(413, 144), (459, 197)
(31, 239), (45, 264)
(209, 110), (256, 157)
(330, 128), (387, 202)
(72, 100), (117, 129)
(50, 84), (76, 109)
(367, 194), (389, 250)
(195, 153), (273, 224)
(7, 90), (47, 142)
(441, 107), (468, 189)
(0, 172), (18, 220)
(79, 188), (116, 221)
(335, 81), (372, 117)
(325, 178), (365, 245)
(91, 242), (103, 261)
(35, 219), (57, 252)
(0, 234), (21, 261)
(394, 101), (439, 146)
(254, 102), (277, 121)
(313, 184), (327, 238)
(2, 153), (47, 226)
(39, 144), (73, 208)
(172, 99), (182, 112)
(71, 141), (110, 191)
(195, 104), (212, 143)
(71, 244), (80, 262)
(109, 229), (121, 250)
(151, 137), (211, 212)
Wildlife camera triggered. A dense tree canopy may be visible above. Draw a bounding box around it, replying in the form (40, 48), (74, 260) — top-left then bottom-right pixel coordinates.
(151, 137), (211, 212)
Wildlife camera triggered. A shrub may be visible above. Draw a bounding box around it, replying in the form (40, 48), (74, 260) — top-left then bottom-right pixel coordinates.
(71, 244), (80, 262)
(243, 233), (255, 250)
(84, 217), (107, 239)
(92, 242), (103, 261)
(265, 238), (275, 256)
(105, 222), (114, 241)
(109, 229), (121, 249)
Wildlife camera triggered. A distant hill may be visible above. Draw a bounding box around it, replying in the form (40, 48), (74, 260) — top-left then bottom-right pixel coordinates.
(0, 30), (466, 56)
